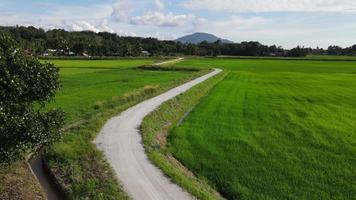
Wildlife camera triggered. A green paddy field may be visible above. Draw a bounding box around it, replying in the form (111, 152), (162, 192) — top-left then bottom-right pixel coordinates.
(169, 58), (356, 199)
(3, 57), (355, 199)
(24, 58), (355, 199)
(47, 59), (198, 122)
(50, 58), (356, 199)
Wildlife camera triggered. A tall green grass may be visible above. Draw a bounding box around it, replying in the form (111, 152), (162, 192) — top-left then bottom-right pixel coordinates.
(169, 58), (356, 199)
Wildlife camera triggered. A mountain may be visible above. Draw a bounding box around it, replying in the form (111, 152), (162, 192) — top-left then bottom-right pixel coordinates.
(175, 32), (233, 44)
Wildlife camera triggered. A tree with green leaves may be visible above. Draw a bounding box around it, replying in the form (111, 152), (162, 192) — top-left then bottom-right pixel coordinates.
(287, 46), (309, 57)
(0, 34), (64, 164)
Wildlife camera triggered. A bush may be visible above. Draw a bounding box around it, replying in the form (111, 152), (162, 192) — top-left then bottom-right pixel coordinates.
(0, 34), (64, 164)
(287, 46), (309, 57)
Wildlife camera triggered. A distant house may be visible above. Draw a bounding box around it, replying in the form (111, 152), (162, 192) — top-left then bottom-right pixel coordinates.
(43, 49), (57, 56)
(82, 53), (91, 58)
(268, 51), (287, 57)
(142, 50), (151, 56)
(47, 49), (57, 53)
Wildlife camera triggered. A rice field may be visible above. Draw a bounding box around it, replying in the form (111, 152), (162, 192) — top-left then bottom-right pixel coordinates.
(169, 58), (356, 199)
(46, 59), (198, 122)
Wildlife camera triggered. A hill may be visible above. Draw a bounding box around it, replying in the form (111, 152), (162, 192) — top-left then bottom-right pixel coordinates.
(175, 32), (233, 44)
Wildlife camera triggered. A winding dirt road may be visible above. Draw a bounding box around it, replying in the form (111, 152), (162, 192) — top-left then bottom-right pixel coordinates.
(95, 67), (222, 200)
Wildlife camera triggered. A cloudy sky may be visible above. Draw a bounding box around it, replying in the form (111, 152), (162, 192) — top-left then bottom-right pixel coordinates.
(1, 0), (356, 48)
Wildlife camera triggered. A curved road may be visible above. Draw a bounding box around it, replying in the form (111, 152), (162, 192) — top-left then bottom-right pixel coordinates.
(95, 68), (222, 200)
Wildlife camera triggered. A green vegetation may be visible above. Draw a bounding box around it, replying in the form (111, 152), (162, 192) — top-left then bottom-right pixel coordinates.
(141, 70), (228, 200)
(306, 54), (356, 60)
(216, 55), (356, 61)
(0, 35), (64, 164)
(47, 59), (157, 122)
(5, 25), (356, 58)
(168, 58), (356, 199)
(0, 35), (59, 200)
(43, 59), (206, 199)
(2, 55), (355, 199)
(49, 59), (155, 69)
(174, 57), (356, 73)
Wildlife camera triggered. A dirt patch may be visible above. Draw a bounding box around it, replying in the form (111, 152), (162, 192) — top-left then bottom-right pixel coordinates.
(0, 161), (45, 200)
(166, 155), (195, 178)
(155, 122), (171, 147)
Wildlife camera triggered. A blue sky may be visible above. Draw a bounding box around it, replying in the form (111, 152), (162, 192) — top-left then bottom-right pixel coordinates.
(1, 0), (356, 48)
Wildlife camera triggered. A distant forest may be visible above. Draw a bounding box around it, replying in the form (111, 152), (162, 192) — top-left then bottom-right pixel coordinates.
(1, 26), (355, 57)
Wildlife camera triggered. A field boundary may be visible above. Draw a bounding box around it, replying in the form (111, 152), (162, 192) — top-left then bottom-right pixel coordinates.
(39, 56), (178, 61)
(213, 56), (356, 62)
(141, 69), (229, 200)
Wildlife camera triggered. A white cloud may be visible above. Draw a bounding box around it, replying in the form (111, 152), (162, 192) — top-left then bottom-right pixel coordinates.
(190, 15), (266, 35)
(183, 0), (356, 12)
(154, 0), (165, 10)
(63, 20), (101, 32)
(187, 14), (356, 48)
(0, 3), (113, 26)
(2, 0), (356, 48)
(144, 32), (177, 40)
(214, 16), (267, 30)
(186, 17), (206, 32)
(96, 20), (116, 33)
(49, 4), (113, 21)
(39, 20), (115, 33)
(58, 20), (137, 36)
(111, 0), (134, 22)
(116, 29), (137, 37)
(130, 12), (195, 27)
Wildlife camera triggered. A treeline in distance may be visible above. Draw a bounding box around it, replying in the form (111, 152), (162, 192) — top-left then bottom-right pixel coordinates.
(1, 26), (355, 57)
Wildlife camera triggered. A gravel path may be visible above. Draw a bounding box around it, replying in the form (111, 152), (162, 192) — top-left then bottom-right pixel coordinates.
(155, 57), (184, 65)
(95, 67), (222, 200)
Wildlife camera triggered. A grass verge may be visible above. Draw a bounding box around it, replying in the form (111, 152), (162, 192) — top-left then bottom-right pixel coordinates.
(141, 69), (229, 200)
(43, 69), (208, 199)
